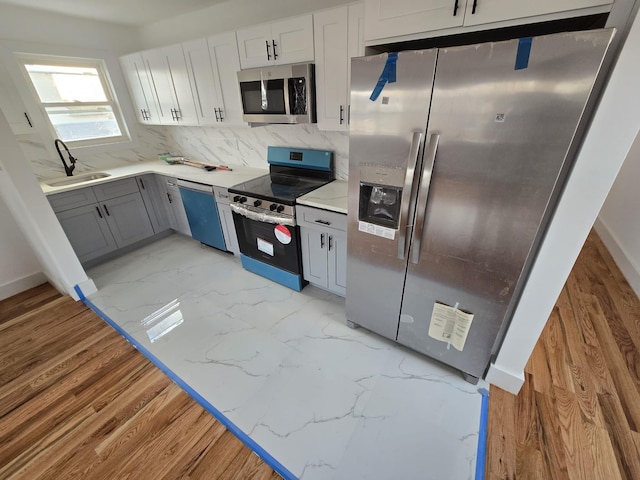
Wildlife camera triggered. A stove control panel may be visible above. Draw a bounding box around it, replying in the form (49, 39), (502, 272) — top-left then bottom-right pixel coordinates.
(231, 195), (294, 217)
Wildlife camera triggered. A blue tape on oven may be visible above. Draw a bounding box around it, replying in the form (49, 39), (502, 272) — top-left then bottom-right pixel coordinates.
(73, 284), (298, 480)
(475, 387), (490, 480)
(370, 52), (398, 101)
(515, 37), (532, 70)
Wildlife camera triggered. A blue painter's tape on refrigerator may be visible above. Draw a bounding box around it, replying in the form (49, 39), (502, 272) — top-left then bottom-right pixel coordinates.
(370, 52), (398, 101)
(515, 37), (533, 70)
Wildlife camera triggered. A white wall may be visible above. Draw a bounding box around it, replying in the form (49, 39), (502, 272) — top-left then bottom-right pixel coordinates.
(596, 130), (640, 296)
(0, 3), (141, 54)
(0, 194), (45, 300)
(486, 7), (640, 393)
(0, 109), (96, 300)
(138, 0), (353, 49)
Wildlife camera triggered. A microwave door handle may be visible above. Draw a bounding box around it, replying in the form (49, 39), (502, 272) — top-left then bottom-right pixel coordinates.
(410, 133), (440, 264)
(283, 76), (291, 117)
(398, 131), (423, 260)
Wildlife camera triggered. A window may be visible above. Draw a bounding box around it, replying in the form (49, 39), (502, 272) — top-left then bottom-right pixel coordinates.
(19, 55), (129, 147)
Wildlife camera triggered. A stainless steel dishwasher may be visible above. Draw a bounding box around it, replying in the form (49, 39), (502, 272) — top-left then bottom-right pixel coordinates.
(177, 179), (226, 251)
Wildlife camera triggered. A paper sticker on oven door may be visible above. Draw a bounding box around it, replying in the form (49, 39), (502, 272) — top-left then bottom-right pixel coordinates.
(274, 225), (292, 244)
(257, 238), (274, 256)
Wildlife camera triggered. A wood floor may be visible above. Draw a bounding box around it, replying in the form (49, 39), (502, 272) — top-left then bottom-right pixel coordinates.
(486, 231), (640, 479)
(0, 285), (280, 479)
(2, 229), (638, 479)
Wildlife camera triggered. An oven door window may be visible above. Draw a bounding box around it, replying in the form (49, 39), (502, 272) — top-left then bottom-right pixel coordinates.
(233, 213), (301, 274)
(240, 79), (286, 114)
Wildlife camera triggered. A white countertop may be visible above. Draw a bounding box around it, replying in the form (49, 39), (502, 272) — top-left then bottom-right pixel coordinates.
(40, 161), (268, 196)
(41, 161), (349, 214)
(297, 179), (348, 214)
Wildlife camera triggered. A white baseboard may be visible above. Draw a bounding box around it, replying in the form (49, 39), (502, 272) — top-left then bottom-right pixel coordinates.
(594, 218), (640, 299)
(0, 271), (48, 301)
(485, 363), (525, 394)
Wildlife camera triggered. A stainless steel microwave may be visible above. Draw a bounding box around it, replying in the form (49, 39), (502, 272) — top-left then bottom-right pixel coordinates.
(237, 63), (316, 124)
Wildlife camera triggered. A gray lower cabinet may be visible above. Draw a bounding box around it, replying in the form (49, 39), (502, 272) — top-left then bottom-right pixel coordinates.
(55, 204), (118, 263)
(157, 176), (192, 237)
(102, 192), (155, 247)
(137, 174), (172, 233)
(297, 205), (347, 297)
(49, 177), (156, 263)
(213, 186), (240, 255)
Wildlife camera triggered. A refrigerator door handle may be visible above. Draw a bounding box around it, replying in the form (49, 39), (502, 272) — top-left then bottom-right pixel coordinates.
(398, 131), (423, 260)
(411, 133), (440, 264)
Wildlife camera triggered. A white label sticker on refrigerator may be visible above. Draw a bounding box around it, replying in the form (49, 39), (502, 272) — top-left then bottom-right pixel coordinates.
(257, 238), (274, 256)
(428, 302), (474, 352)
(358, 221), (396, 240)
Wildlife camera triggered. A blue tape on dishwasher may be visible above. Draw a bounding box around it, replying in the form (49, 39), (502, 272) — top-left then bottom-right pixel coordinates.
(370, 52), (398, 101)
(73, 284), (298, 480)
(515, 37), (533, 70)
(475, 388), (490, 480)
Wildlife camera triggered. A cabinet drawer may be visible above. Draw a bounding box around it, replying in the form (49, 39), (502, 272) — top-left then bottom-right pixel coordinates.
(48, 187), (98, 212)
(93, 177), (140, 201)
(297, 205), (347, 232)
(213, 186), (231, 204)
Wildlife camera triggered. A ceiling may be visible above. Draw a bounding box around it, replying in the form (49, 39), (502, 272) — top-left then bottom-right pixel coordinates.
(0, 0), (231, 26)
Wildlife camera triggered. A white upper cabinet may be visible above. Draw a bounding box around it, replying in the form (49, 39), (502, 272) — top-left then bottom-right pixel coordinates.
(364, 0), (614, 42)
(182, 33), (246, 127)
(141, 45), (198, 125)
(120, 52), (160, 124)
(463, 0), (614, 27)
(313, 4), (364, 132)
(236, 15), (314, 69)
(365, 0), (464, 41)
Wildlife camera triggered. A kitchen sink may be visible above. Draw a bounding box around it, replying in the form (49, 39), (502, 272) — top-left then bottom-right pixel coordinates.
(46, 172), (111, 187)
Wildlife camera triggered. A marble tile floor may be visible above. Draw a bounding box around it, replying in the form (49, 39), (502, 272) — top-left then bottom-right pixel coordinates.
(87, 233), (487, 480)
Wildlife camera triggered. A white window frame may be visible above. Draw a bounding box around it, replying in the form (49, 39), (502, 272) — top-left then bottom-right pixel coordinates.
(16, 53), (131, 148)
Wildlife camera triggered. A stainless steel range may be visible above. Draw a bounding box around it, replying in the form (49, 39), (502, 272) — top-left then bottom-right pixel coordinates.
(228, 146), (334, 290)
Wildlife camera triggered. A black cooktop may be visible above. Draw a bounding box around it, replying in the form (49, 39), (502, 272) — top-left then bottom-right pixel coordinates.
(228, 172), (332, 206)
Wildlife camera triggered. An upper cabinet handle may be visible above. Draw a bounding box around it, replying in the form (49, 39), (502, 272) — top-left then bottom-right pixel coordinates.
(472, 0), (478, 14)
(218, 108), (224, 121)
(272, 40), (278, 60)
(265, 40), (271, 60)
(339, 105), (344, 125)
(453, 0), (459, 16)
(214, 108), (220, 122)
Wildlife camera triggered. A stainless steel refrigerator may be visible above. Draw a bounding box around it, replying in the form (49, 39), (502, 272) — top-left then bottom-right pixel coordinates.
(346, 29), (615, 382)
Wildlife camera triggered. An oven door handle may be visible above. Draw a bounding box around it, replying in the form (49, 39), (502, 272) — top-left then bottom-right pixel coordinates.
(230, 202), (296, 227)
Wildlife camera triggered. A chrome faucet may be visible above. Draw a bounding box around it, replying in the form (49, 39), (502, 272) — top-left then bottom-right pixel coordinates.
(54, 138), (77, 176)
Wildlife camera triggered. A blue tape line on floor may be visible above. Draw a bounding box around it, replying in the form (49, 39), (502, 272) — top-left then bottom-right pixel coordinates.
(475, 388), (490, 480)
(73, 284), (298, 480)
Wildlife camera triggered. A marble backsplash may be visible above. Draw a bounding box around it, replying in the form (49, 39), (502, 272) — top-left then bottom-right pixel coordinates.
(25, 123), (349, 180)
(22, 125), (172, 180)
(164, 124), (349, 180)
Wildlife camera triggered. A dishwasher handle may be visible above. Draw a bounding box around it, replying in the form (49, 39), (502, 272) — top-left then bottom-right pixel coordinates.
(177, 179), (214, 194)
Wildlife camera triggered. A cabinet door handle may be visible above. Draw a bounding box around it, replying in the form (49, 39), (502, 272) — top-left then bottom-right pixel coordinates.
(139, 178), (145, 190)
(167, 192), (173, 204)
(214, 108), (220, 122)
(339, 105), (344, 125)
(320, 233), (325, 249)
(218, 108), (224, 121)
(453, 0), (459, 16)
(24, 112), (33, 127)
(95, 206), (103, 218)
(174, 108), (181, 120)
(315, 219), (331, 226)
(272, 40), (278, 60)
(328, 235), (333, 252)
(265, 40), (271, 60)
(472, 0), (478, 14)
(103, 204), (111, 216)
